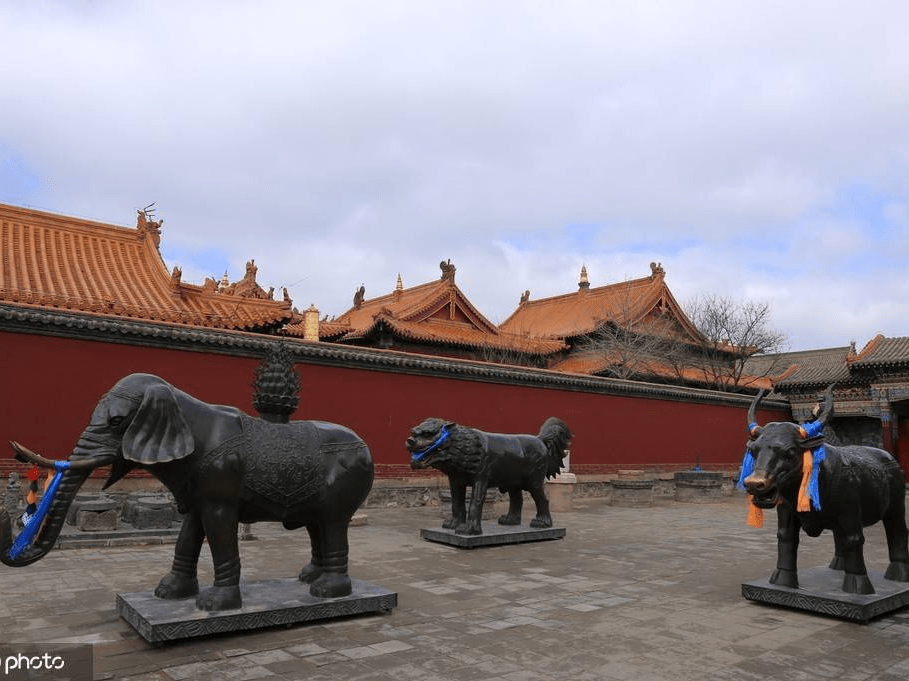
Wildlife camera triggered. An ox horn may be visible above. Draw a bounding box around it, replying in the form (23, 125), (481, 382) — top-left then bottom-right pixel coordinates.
(747, 389), (765, 437)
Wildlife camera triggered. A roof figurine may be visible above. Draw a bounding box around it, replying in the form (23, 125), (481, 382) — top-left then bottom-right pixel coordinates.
(135, 204), (162, 246)
(284, 260), (564, 362)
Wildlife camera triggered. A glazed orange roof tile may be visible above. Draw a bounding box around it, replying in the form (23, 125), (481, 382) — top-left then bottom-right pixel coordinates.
(285, 261), (564, 355)
(0, 203), (292, 331)
(499, 262), (706, 346)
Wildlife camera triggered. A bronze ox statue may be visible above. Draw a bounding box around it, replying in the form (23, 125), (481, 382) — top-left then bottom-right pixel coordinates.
(740, 385), (909, 594)
(406, 416), (572, 535)
(1, 373), (374, 611)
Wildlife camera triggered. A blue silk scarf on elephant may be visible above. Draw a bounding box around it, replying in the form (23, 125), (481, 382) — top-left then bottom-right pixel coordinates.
(8, 461), (70, 560)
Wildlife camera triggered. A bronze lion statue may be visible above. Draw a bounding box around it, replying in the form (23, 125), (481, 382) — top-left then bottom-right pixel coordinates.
(406, 417), (572, 535)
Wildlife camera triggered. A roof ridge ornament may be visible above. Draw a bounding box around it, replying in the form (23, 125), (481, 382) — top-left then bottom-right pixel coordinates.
(650, 262), (664, 279)
(136, 203), (162, 248)
(216, 260), (275, 300)
(353, 284), (366, 309)
(440, 259), (455, 282)
(169, 266), (182, 291)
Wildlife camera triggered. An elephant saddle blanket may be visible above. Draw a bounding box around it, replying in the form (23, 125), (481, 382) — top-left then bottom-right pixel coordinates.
(219, 414), (358, 513)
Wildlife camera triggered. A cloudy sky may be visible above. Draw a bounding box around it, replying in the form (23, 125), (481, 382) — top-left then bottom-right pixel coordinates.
(2, 1), (907, 351)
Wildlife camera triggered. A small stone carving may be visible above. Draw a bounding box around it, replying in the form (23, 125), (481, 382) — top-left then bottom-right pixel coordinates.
(3, 473), (20, 515)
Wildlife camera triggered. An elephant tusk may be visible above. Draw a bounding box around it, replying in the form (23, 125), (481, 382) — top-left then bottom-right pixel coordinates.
(8, 441), (103, 471)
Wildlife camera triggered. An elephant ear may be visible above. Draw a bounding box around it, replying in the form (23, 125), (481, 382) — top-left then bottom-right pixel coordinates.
(122, 383), (195, 464)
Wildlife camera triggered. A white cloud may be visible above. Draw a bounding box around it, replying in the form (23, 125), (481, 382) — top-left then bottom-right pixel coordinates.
(2, 1), (908, 349)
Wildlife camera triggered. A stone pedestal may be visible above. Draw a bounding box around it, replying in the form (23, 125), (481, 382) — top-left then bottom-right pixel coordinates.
(742, 566), (909, 623)
(421, 523), (566, 549)
(546, 472), (576, 512)
(674, 471), (725, 503)
(118, 578), (397, 644)
(612, 471), (653, 507)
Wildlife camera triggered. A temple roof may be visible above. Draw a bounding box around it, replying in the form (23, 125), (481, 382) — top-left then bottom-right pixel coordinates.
(746, 336), (909, 392)
(0, 203), (292, 331)
(498, 262), (707, 346)
(285, 260), (564, 356)
(848, 334), (909, 369)
(749, 346), (853, 390)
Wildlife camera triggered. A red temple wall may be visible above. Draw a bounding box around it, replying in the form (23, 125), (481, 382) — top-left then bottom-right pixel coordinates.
(0, 331), (789, 479)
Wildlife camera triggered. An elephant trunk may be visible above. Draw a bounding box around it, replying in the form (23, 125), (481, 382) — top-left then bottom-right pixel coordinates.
(0, 466), (91, 567)
(1, 441), (111, 568)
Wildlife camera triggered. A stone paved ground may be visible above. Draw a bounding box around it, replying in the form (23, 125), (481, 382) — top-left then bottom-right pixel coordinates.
(3, 493), (909, 680)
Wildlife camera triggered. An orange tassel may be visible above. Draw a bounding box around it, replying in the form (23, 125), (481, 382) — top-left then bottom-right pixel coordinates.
(797, 449), (813, 512)
(746, 495), (763, 527)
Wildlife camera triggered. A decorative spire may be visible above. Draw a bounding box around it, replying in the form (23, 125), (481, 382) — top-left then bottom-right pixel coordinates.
(394, 273), (404, 302)
(252, 342), (300, 424)
(578, 265), (590, 291)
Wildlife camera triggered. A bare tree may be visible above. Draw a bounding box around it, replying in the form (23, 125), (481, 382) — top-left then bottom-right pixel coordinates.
(686, 294), (789, 391)
(574, 284), (690, 382)
(478, 339), (549, 369)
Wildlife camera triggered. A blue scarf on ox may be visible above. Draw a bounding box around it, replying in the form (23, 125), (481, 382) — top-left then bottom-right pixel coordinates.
(737, 419), (826, 527)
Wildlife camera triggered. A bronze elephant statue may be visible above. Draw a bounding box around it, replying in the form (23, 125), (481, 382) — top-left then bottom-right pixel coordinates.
(1, 373), (374, 611)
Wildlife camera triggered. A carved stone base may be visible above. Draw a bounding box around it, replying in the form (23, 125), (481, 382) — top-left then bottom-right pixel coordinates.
(117, 578), (397, 644)
(742, 566), (909, 623)
(420, 523), (566, 549)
